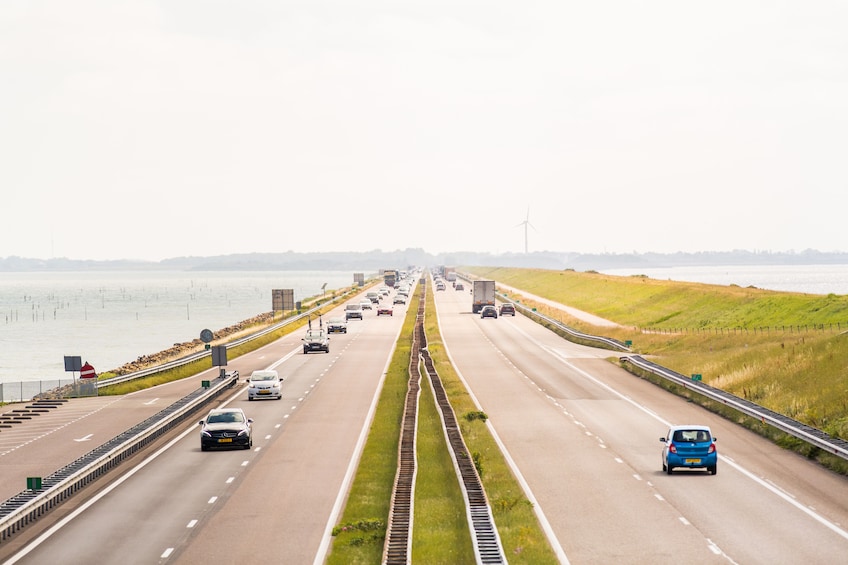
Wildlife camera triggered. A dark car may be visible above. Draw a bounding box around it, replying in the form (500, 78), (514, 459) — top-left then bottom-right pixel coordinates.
(199, 408), (253, 451)
(480, 305), (498, 318)
(302, 328), (330, 353)
(455, 283), (464, 291)
(499, 303), (516, 316)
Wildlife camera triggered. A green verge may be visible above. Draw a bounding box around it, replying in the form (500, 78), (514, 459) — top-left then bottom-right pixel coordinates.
(465, 266), (848, 476)
(327, 285), (419, 564)
(412, 353), (474, 563)
(422, 282), (560, 563)
(97, 285), (371, 396)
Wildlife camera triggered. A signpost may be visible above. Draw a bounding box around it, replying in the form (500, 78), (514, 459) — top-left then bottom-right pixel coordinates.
(272, 289), (295, 312)
(212, 345), (227, 377)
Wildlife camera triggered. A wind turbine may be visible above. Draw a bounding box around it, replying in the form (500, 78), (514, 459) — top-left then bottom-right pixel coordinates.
(515, 208), (536, 253)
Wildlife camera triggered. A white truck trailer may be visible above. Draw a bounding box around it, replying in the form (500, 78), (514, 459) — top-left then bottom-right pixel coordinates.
(471, 280), (496, 314)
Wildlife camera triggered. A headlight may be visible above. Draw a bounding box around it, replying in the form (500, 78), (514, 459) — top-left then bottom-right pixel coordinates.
(237, 429), (250, 437)
(201, 430), (212, 438)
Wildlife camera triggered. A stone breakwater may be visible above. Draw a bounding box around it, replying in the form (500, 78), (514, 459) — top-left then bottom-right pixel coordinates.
(109, 311), (278, 376)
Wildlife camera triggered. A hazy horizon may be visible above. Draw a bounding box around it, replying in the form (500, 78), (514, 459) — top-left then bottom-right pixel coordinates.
(3, 2), (846, 261)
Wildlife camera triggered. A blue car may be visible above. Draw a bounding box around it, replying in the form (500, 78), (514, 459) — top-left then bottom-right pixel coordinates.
(660, 425), (717, 475)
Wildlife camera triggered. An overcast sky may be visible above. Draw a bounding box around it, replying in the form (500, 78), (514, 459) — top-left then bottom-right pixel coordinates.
(2, 1), (846, 261)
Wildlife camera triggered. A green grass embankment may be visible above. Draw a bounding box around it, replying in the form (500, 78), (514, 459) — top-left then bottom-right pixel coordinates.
(465, 266), (848, 475)
(97, 284), (372, 395)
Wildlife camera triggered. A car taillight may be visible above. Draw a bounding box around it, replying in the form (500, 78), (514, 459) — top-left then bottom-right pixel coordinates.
(708, 443), (716, 454)
(669, 444), (677, 454)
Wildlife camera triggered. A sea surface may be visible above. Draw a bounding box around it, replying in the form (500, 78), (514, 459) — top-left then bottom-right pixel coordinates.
(0, 271), (358, 384)
(601, 264), (848, 296)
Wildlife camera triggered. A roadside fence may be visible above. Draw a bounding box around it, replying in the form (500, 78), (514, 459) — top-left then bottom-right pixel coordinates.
(639, 323), (848, 335)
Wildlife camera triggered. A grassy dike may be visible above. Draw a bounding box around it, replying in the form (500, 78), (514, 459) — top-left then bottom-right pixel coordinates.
(465, 266), (848, 475)
(328, 282), (558, 563)
(96, 285), (369, 395)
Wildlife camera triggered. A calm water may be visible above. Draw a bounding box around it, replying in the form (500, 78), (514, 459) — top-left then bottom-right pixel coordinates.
(0, 271), (358, 383)
(601, 264), (848, 295)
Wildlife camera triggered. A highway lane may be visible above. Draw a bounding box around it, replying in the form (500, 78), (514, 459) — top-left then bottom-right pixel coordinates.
(0, 368), (226, 503)
(433, 284), (848, 563)
(2, 292), (408, 564)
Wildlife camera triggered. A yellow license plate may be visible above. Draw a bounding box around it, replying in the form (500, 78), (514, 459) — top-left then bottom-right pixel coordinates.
(259, 390), (270, 394)
(218, 438), (233, 443)
(685, 458), (701, 464)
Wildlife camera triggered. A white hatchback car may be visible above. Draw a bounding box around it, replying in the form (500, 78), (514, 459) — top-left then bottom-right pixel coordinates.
(247, 370), (283, 401)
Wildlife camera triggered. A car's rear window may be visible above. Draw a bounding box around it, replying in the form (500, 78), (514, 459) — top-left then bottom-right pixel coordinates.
(673, 430), (710, 442)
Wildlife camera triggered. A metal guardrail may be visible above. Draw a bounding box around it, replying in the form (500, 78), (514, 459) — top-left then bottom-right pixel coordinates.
(96, 303), (330, 389)
(457, 272), (848, 463)
(0, 286), (370, 543)
(0, 371), (240, 543)
(506, 295), (631, 352)
(2, 296), (349, 402)
(622, 355), (848, 461)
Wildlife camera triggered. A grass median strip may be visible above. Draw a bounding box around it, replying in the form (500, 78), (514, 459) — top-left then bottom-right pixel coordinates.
(412, 355), (474, 563)
(327, 286), (418, 564)
(329, 281), (559, 563)
(422, 285), (560, 563)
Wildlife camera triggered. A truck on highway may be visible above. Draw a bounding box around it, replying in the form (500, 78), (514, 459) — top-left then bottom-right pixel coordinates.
(383, 269), (398, 288)
(471, 280), (496, 314)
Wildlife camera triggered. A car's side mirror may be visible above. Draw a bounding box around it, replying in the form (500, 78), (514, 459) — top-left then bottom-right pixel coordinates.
(659, 437), (666, 442)
(199, 420), (205, 426)
(247, 418), (254, 424)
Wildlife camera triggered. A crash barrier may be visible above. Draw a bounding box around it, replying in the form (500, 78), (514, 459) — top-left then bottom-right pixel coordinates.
(1, 301), (329, 403)
(97, 305), (327, 389)
(0, 371), (240, 544)
(507, 296), (631, 352)
(622, 356), (848, 461)
(460, 273), (848, 462)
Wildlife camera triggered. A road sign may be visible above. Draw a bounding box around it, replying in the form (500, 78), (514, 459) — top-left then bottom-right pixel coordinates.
(212, 345), (227, 367)
(64, 356), (82, 372)
(80, 362), (97, 379)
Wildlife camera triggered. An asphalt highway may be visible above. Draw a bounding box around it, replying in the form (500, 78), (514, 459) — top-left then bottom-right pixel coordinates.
(433, 283), (848, 563)
(2, 279), (848, 564)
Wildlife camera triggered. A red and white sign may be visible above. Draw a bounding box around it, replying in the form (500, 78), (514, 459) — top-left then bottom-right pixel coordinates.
(80, 362), (97, 379)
